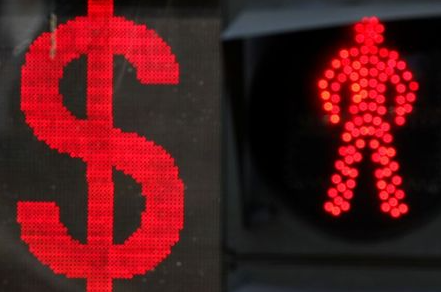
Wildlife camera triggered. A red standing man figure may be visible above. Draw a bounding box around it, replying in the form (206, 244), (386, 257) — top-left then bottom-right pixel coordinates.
(318, 17), (419, 218)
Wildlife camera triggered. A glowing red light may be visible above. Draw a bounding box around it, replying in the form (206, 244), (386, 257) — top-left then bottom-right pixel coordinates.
(384, 168), (392, 177)
(381, 122), (391, 131)
(349, 169), (359, 178)
(332, 59), (341, 69)
(331, 82), (340, 91)
(403, 71), (413, 81)
(338, 73), (347, 83)
(369, 68), (379, 77)
(340, 49), (349, 58)
(407, 93), (416, 102)
(330, 115), (340, 124)
(341, 202), (351, 211)
(377, 62), (386, 72)
(395, 116), (405, 126)
(376, 95), (386, 103)
(345, 122), (355, 131)
(334, 196), (344, 205)
(344, 66), (353, 75)
(332, 174), (342, 184)
(370, 55), (379, 65)
(349, 105), (359, 114)
(319, 16), (417, 218)
(325, 70), (335, 79)
(372, 117), (381, 125)
(377, 106), (387, 115)
(395, 190), (405, 199)
(18, 0), (184, 291)
(396, 95), (405, 104)
(390, 161), (400, 171)
(389, 198), (398, 207)
(399, 203), (409, 214)
(335, 160), (345, 170)
(360, 67), (368, 76)
(360, 78), (368, 87)
(332, 207), (342, 216)
(396, 84), (406, 93)
(328, 188), (338, 198)
(410, 81), (419, 91)
(350, 47), (359, 56)
(355, 139), (365, 149)
(385, 67), (394, 76)
(352, 61), (361, 70)
(388, 59), (397, 68)
(337, 183), (347, 192)
(372, 153), (381, 163)
(391, 208), (400, 218)
(387, 147), (396, 157)
(347, 179), (356, 189)
(392, 175), (402, 185)
(387, 184), (396, 194)
(370, 139), (379, 149)
(321, 91), (330, 100)
(342, 133), (352, 142)
(381, 202), (391, 212)
(369, 79), (378, 88)
(361, 46), (369, 55)
(353, 117), (363, 126)
(391, 75), (400, 84)
(389, 50), (399, 60)
(331, 105), (340, 114)
(379, 191), (388, 200)
(370, 46), (379, 55)
(375, 170), (383, 179)
(377, 181), (387, 191)
(350, 72), (360, 81)
(345, 155), (354, 164)
(397, 61), (406, 70)
(379, 48), (389, 58)
(378, 73), (388, 83)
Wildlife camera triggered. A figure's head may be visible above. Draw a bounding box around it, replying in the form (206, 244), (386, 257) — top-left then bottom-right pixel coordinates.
(354, 16), (385, 46)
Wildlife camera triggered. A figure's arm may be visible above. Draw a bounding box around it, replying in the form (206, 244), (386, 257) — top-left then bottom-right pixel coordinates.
(318, 51), (350, 124)
(389, 54), (419, 126)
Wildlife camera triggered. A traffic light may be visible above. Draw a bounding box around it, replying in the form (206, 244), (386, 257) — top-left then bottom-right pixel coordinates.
(223, 2), (441, 291)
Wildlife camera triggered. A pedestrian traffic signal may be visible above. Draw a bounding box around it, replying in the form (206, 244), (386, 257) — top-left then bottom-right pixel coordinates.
(224, 10), (441, 292)
(318, 17), (418, 218)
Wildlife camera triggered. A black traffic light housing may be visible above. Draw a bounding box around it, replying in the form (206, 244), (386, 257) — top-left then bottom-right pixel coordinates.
(223, 1), (441, 291)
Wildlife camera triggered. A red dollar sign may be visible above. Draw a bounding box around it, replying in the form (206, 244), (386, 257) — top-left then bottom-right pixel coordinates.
(17, 0), (184, 291)
(319, 17), (419, 218)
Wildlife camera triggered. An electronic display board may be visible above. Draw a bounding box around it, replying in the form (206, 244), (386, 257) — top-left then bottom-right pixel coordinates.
(0, 1), (220, 291)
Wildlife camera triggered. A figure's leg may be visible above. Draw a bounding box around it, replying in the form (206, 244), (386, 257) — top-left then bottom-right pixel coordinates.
(324, 137), (363, 216)
(370, 135), (409, 218)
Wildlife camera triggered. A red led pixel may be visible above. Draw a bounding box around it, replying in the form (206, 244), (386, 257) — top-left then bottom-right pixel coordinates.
(318, 17), (418, 218)
(17, 0), (183, 291)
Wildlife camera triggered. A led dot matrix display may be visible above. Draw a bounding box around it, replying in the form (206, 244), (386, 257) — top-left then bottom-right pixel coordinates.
(18, 0), (184, 291)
